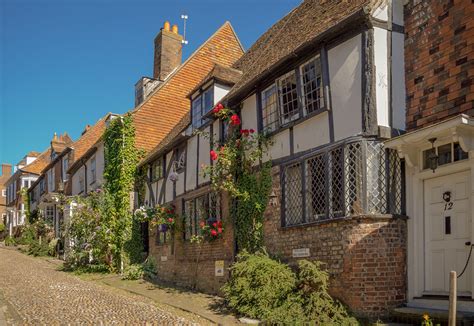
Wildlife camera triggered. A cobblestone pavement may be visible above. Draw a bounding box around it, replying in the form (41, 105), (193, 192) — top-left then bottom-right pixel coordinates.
(0, 248), (202, 325)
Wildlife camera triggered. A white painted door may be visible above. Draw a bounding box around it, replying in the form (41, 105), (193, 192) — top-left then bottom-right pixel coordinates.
(424, 171), (472, 295)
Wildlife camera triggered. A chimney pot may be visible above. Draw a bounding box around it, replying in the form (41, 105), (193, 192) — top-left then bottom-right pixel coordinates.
(163, 21), (170, 31)
(172, 24), (178, 34)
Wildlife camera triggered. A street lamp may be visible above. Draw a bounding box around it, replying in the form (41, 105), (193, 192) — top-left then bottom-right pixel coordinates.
(428, 138), (439, 173)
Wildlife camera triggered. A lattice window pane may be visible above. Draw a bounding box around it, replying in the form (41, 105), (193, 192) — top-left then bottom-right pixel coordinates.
(301, 56), (324, 115)
(344, 142), (364, 216)
(388, 149), (402, 214)
(329, 147), (344, 218)
(261, 85), (279, 133)
(284, 163), (303, 226)
(277, 72), (299, 125)
(305, 154), (327, 222)
(366, 142), (387, 214)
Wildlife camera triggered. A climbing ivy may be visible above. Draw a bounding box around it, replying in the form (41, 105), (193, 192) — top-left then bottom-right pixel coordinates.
(202, 104), (273, 253)
(103, 113), (144, 270)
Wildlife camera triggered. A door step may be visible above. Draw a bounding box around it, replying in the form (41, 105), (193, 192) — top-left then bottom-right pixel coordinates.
(391, 307), (474, 326)
(409, 297), (474, 312)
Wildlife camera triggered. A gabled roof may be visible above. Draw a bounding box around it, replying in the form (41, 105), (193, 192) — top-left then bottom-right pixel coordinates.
(131, 21), (244, 154)
(226, 0), (377, 103)
(21, 148), (51, 175)
(139, 113), (191, 166)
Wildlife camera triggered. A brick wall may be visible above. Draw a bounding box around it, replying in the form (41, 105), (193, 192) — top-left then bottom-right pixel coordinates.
(263, 166), (407, 318)
(148, 186), (234, 294)
(405, 0), (474, 130)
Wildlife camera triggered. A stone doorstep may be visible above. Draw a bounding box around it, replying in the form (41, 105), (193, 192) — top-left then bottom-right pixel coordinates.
(392, 307), (474, 325)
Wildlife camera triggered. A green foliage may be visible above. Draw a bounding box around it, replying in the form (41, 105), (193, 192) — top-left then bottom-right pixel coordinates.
(4, 235), (16, 246)
(223, 252), (358, 325)
(122, 264), (144, 280)
(142, 256), (157, 278)
(103, 113), (144, 270)
(201, 104), (272, 252)
(27, 240), (50, 257)
(0, 223), (5, 233)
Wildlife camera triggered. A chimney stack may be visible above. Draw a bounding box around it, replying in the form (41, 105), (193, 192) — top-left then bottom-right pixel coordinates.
(1, 164), (12, 177)
(153, 21), (183, 81)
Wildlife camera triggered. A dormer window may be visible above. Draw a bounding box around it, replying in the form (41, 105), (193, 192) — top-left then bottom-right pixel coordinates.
(192, 86), (214, 128)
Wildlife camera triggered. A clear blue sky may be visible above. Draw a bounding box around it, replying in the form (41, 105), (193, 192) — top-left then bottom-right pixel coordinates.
(0, 0), (300, 167)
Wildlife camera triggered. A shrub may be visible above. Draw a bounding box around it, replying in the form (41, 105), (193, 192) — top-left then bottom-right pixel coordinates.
(4, 236), (15, 246)
(223, 251), (358, 325)
(122, 264), (144, 280)
(0, 223), (5, 233)
(27, 240), (50, 257)
(142, 256), (157, 279)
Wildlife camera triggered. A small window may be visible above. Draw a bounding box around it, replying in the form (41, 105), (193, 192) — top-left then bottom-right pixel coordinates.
(261, 84), (279, 133)
(184, 192), (221, 240)
(283, 163), (303, 226)
(300, 56), (324, 115)
(454, 143), (468, 162)
(191, 87), (215, 129)
(2, 189), (6, 197)
(151, 158), (164, 181)
(62, 157), (69, 181)
(90, 157), (97, 183)
(437, 144), (451, 166)
(192, 96), (202, 128)
(277, 71), (299, 125)
(202, 87), (214, 117)
(45, 206), (54, 223)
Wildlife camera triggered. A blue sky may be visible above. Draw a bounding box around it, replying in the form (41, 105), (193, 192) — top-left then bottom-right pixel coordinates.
(0, 0), (300, 167)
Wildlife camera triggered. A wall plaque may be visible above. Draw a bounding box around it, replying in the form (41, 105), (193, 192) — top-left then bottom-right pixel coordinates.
(292, 248), (310, 258)
(215, 260), (225, 277)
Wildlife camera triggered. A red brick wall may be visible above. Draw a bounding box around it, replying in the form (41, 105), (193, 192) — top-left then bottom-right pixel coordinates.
(263, 166), (407, 318)
(148, 186), (234, 294)
(405, 0), (474, 130)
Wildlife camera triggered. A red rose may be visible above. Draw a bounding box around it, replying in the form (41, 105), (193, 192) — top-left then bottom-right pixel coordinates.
(212, 103), (224, 114)
(217, 227), (223, 233)
(217, 221), (223, 228)
(210, 150), (218, 161)
(249, 129), (255, 133)
(168, 218), (173, 223)
(211, 229), (218, 236)
(230, 114), (241, 126)
(212, 222), (217, 228)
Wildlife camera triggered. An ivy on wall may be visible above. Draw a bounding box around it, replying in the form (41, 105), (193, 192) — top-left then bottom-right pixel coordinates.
(103, 113), (144, 270)
(202, 104), (273, 253)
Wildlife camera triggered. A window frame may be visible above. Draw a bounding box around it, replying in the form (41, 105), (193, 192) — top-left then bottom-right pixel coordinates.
(90, 156), (97, 184)
(422, 142), (469, 170)
(191, 85), (215, 129)
(299, 54), (325, 116)
(183, 192), (221, 241)
(276, 70), (300, 126)
(151, 157), (165, 182)
(62, 157), (69, 182)
(260, 83), (280, 133)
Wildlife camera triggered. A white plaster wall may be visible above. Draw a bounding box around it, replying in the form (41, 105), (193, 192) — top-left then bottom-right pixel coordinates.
(186, 136), (198, 191)
(198, 127), (211, 185)
(392, 0), (404, 26)
(241, 93), (258, 132)
(372, 2), (388, 21)
(293, 112), (330, 153)
(176, 171), (185, 196)
(392, 32), (406, 130)
(374, 27), (390, 127)
(264, 129), (291, 162)
(329, 34), (363, 141)
(71, 165), (85, 195)
(214, 83), (231, 104)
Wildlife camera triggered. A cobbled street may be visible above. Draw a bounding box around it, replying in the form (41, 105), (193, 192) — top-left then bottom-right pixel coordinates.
(0, 248), (200, 325)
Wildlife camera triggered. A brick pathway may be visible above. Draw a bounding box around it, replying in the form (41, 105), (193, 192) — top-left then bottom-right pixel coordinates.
(0, 248), (200, 325)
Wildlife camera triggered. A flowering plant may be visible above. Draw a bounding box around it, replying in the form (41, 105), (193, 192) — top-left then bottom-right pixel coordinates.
(134, 204), (177, 231)
(199, 220), (224, 241)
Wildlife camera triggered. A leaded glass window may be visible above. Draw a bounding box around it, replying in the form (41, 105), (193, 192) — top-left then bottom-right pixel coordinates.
(277, 71), (299, 125)
(301, 56), (324, 115)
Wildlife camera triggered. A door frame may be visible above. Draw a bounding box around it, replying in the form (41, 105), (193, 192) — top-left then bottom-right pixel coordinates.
(408, 158), (474, 300)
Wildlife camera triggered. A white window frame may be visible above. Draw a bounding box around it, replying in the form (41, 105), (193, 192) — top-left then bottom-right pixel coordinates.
(261, 83), (280, 133)
(299, 54), (324, 116)
(276, 70), (300, 126)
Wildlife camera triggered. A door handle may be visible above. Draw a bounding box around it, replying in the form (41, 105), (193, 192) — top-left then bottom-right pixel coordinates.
(466, 241), (472, 246)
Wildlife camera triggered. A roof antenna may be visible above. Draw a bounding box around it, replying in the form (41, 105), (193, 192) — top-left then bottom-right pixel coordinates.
(181, 14), (189, 45)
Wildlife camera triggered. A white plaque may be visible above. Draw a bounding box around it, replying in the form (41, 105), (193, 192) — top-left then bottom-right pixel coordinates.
(292, 248), (310, 258)
(215, 260), (225, 277)
(161, 256), (168, 262)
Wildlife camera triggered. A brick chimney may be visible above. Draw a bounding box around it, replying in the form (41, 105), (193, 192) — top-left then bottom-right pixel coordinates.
(153, 21), (183, 81)
(1, 164), (12, 176)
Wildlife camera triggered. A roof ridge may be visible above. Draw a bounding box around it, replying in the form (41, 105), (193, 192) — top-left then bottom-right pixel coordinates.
(131, 21), (242, 114)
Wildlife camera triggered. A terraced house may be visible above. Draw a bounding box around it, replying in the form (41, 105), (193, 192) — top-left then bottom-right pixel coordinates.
(386, 0), (474, 314)
(6, 150), (51, 235)
(140, 0), (408, 318)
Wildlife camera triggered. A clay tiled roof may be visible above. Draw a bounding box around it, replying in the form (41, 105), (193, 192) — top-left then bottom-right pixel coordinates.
(51, 133), (73, 154)
(21, 148), (51, 175)
(227, 0), (377, 102)
(140, 113), (191, 166)
(68, 114), (109, 168)
(132, 22), (244, 154)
